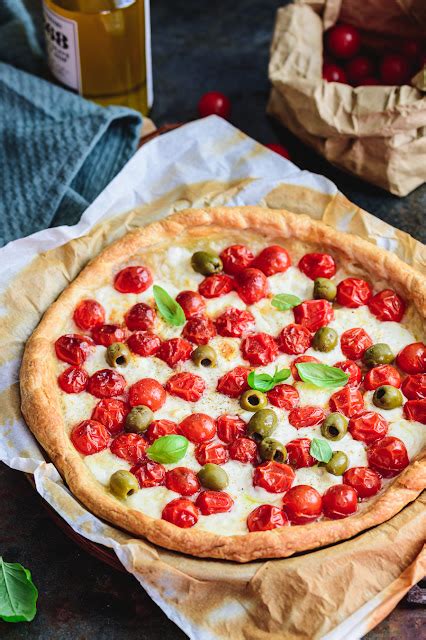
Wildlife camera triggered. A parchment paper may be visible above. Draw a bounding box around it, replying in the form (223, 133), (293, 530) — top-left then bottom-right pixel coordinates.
(0, 116), (424, 639)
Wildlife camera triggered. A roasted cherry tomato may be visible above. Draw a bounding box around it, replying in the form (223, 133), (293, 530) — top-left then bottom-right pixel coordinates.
(288, 406), (326, 429)
(290, 355), (319, 381)
(367, 436), (409, 477)
(166, 372), (206, 402)
(131, 460), (165, 488)
(293, 299), (334, 333)
(333, 360), (362, 388)
(235, 268), (269, 305)
(175, 290), (206, 319)
(217, 414), (247, 443)
(182, 315), (216, 345)
(220, 244), (254, 275)
(323, 484), (358, 519)
(114, 265), (152, 294)
(162, 498), (199, 528)
(336, 278), (372, 308)
(345, 55), (375, 85)
(215, 307), (255, 337)
(58, 366), (88, 394)
(198, 274), (234, 298)
(326, 23), (360, 59)
(277, 323), (312, 355)
(329, 386), (364, 417)
(71, 419), (110, 455)
(145, 419), (178, 443)
(91, 398), (128, 435)
(298, 253), (336, 280)
(241, 332), (278, 366)
(73, 299), (105, 331)
(368, 289), (405, 322)
(91, 324), (128, 347)
(195, 442), (229, 466)
(247, 504), (288, 531)
(379, 53), (410, 85)
(403, 399), (426, 424)
(165, 467), (200, 496)
(87, 369), (126, 398)
(127, 331), (161, 357)
(364, 364), (401, 391)
(267, 384), (300, 410)
(396, 342), (426, 374)
(179, 413), (216, 443)
(286, 438), (316, 468)
(322, 63), (347, 83)
(55, 334), (94, 366)
(110, 432), (147, 464)
(252, 245), (291, 277)
(282, 485), (322, 524)
(253, 461), (295, 493)
(217, 366), (250, 398)
(343, 467), (381, 499)
(195, 490), (234, 515)
(124, 302), (156, 331)
(128, 378), (166, 410)
(198, 91), (231, 119)
(157, 337), (193, 368)
(340, 328), (373, 360)
(228, 437), (257, 463)
(348, 410), (389, 444)
(401, 374), (426, 400)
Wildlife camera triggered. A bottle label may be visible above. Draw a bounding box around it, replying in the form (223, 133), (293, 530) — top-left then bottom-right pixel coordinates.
(43, 3), (82, 93)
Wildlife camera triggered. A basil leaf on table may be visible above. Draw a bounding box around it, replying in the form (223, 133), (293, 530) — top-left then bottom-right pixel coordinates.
(295, 362), (348, 388)
(147, 435), (189, 463)
(310, 438), (333, 464)
(271, 293), (301, 311)
(153, 285), (185, 326)
(0, 558), (38, 623)
(248, 368), (291, 392)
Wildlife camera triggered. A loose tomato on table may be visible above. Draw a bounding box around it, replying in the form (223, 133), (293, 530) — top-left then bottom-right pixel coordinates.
(217, 365), (250, 398)
(91, 398), (128, 434)
(110, 432), (147, 464)
(73, 299), (105, 331)
(198, 274), (234, 298)
(114, 265), (152, 294)
(333, 360), (362, 388)
(396, 342), (426, 374)
(58, 366), (88, 394)
(368, 289), (405, 322)
(290, 355), (319, 381)
(253, 461), (295, 493)
(364, 364), (401, 391)
(162, 498), (199, 528)
(228, 437), (257, 463)
(286, 438), (316, 468)
(220, 245), (254, 275)
(195, 442), (229, 466)
(267, 384), (299, 410)
(288, 406), (326, 429)
(329, 386), (364, 418)
(166, 372), (205, 402)
(179, 413), (216, 443)
(182, 315), (216, 344)
(71, 419), (110, 455)
(325, 23), (361, 59)
(298, 253), (336, 280)
(293, 299), (334, 333)
(367, 436), (409, 477)
(195, 491), (234, 515)
(215, 307), (255, 337)
(55, 333), (94, 365)
(198, 91), (231, 119)
(403, 399), (426, 424)
(282, 485), (323, 524)
(343, 467), (381, 499)
(247, 504), (288, 531)
(128, 378), (166, 410)
(348, 411), (389, 444)
(336, 278), (372, 308)
(322, 63), (347, 83)
(401, 374), (426, 400)
(124, 302), (156, 331)
(175, 290), (206, 319)
(87, 369), (126, 398)
(264, 143), (291, 160)
(91, 323), (128, 347)
(131, 460), (165, 488)
(241, 332), (278, 366)
(235, 268), (269, 304)
(157, 337), (193, 368)
(252, 245), (291, 276)
(323, 484), (358, 519)
(340, 328), (373, 360)
(165, 467), (200, 496)
(216, 414), (247, 443)
(277, 323), (312, 355)
(145, 419), (178, 443)
(127, 331), (161, 357)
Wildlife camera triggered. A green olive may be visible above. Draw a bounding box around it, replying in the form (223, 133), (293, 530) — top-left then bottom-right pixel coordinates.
(191, 251), (223, 276)
(109, 470), (139, 499)
(125, 405), (154, 434)
(191, 345), (217, 367)
(197, 463), (228, 490)
(373, 385), (403, 410)
(313, 278), (337, 302)
(247, 409), (278, 441)
(239, 389), (267, 412)
(325, 451), (349, 476)
(106, 342), (131, 367)
(259, 438), (287, 462)
(312, 327), (338, 352)
(321, 412), (348, 441)
(363, 343), (394, 368)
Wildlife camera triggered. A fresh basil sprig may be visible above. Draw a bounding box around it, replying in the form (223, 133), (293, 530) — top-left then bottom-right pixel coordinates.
(248, 368), (291, 392)
(0, 558), (38, 623)
(153, 285), (185, 326)
(146, 435), (188, 464)
(271, 293), (301, 311)
(296, 362), (348, 388)
(310, 438), (333, 464)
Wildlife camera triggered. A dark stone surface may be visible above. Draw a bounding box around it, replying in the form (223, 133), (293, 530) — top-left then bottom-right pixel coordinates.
(1, 0), (424, 638)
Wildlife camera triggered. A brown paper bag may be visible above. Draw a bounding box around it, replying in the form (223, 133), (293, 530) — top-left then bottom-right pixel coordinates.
(268, 0), (426, 196)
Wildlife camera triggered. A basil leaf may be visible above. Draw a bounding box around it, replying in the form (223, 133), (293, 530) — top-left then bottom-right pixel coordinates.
(153, 285), (185, 326)
(271, 293), (302, 311)
(310, 438), (333, 464)
(0, 558), (38, 623)
(147, 435), (189, 464)
(248, 368), (291, 392)
(274, 368), (291, 383)
(296, 362), (348, 388)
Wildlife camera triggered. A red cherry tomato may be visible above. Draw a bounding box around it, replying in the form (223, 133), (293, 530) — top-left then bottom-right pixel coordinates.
(217, 366), (250, 398)
(329, 386), (364, 417)
(198, 274), (234, 298)
(55, 334), (94, 366)
(166, 372), (206, 402)
(286, 438), (316, 468)
(362, 77), (380, 86)
(340, 327), (373, 360)
(253, 461), (295, 493)
(235, 268), (269, 304)
(322, 63), (347, 83)
(345, 55), (375, 85)
(282, 485), (323, 524)
(401, 374), (426, 400)
(162, 498), (199, 528)
(182, 315), (216, 345)
(396, 342), (426, 374)
(124, 302), (156, 331)
(58, 366), (88, 394)
(368, 436), (409, 477)
(241, 332), (278, 366)
(157, 337), (193, 368)
(364, 364), (401, 391)
(131, 460), (165, 488)
(73, 299), (105, 331)
(325, 23), (361, 59)
(216, 414), (247, 443)
(87, 369), (126, 398)
(195, 491), (234, 515)
(220, 244), (254, 275)
(368, 289), (405, 322)
(215, 307), (255, 338)
(114, 266), (152, 294)
(70, 419), (110, 455)
(198, 91), (231, 119)
(323, 484), (358, 519)
(179, 413), (216, 444)
(247, 504), (288, 531)
(91, 398), (128, 435)
(264, 143), (291, 160)
(267, 384), (300, 410)
(127, 331), (161, 357)
(110, 433), (147, 464)
(333, 360), (362, 388)
(403, 399), (426, 424)
(145, 419), (178, 444)
(128, 378), (166, 410)
(336, 278), (372, 308)
(195, 442), (229, 466)
(293, 299), (334, 333)
(175, 290), (206, 319)
(165, 467), (200, 496)
(228, 437), (257, 463)
(380, 53), (410, 85)
(288, 406), (326, 429)
(91, 324), (128, 347)
(343, 467), (381, 499)
(252, 245), (291, 277)
(400, 38), (423, 61)
(348, 410), (389, 444)
(291, 355), (319, 381)
(277, 323), (312, 355)
(298, 253), (336, 280)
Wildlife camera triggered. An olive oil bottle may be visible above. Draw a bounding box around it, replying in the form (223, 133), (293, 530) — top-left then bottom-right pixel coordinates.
(43, 0), (152, 115)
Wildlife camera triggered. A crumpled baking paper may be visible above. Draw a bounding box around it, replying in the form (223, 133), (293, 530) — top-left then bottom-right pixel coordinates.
(0, 116), (424, 639)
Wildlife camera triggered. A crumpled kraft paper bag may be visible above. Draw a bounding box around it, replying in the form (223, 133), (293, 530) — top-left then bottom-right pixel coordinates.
(267, 0), (426, 196)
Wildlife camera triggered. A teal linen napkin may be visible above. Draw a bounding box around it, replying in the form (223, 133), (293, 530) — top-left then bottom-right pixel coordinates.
(0, 1), (143, 246)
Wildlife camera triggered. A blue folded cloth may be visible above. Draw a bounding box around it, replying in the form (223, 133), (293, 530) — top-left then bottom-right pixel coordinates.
(0, 1), (143, 246)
